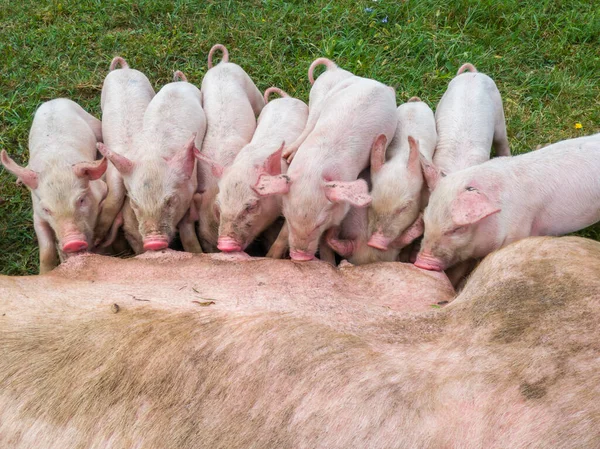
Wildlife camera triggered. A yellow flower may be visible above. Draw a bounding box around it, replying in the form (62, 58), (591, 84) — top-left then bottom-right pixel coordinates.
(575, 122), (583, 129)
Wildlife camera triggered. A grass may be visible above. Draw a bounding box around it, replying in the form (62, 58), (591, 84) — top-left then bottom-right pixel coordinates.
(0, 0), (598, 275)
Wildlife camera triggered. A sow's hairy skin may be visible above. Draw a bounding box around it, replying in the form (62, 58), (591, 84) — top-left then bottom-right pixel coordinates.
(1, 237), (599, 448)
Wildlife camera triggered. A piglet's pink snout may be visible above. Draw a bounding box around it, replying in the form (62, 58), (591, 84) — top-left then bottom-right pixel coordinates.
(62, 238), (89, 253)
(217, 237), (243, 252)
(143, 236), (169, 251)
(290, 249), (315, 261)
(414, 253), (445, 272)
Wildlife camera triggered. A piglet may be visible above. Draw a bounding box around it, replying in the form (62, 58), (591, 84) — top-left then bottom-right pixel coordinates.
(198, 86), (308, 252)
(98, 71), (205, 253)
(367, 97), (436, 252)
(415, 133), (600, 271)
(1, 99), (106, 273)
(281, 58), (354, 163)
(325, 170), (417, 265)
(195, 44), (265, 252)
(254, 74), (398, 261)
(94, 56), (155, 246)
(421, 63), (510, 190)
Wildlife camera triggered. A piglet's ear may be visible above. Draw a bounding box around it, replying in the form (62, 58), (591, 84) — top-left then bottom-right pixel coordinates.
(252, 174), (290, 197)
(193, 147), (224, 179)
(370, 134), (388, 174)
(166, 134), (197, 179)
(390, 213), (424, 249)
(324, 179), (372, 208)
(325, 227), (355, 258)
(451, 187), (501, 226)
(262, 141), (285, 176)
(419, 153), (442, 192)
(97, 143), (134, 175)
(1, 150), (39, 189)
(73, 157), (108, 180)
(407, 136), (421, 175)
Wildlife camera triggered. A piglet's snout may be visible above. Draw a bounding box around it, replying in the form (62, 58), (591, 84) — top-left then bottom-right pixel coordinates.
(414, 252), (445, 271)
(217, 236), (243, 252)
(62, 238), (89, 253)
(143, 235), (169, 251)
(290, 249), (315, 261)
(60, 224), (89, 253)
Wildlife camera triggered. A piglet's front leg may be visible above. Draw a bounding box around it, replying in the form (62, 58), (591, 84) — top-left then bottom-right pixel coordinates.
(95, 167), (125, 246)
(34, 214), (58, 274)
(121, 198), (144, 254)
(266, 223), (289, 259)
(178, 194), (203, 254)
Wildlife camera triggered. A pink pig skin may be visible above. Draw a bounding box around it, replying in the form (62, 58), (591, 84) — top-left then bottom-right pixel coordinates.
(98, 75), (206, 253)
(254, 75), (398, 260)
(327, 170), (424, 265)
(95, 57), (155, 245)
(421, 63), (510, 191)
(210, 88), (308, 252)
(195, 44), (265, 252)
(416, 133), (600, 271)
(1, 99), (106, 273)
(282, 58), (354, 163)
(367, 99), (436, 251)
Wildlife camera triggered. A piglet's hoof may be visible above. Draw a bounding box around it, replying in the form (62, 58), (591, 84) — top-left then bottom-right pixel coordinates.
(338, 259), (354, 268)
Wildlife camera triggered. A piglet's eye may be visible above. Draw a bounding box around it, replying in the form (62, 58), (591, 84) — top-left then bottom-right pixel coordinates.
(245, 202), (259, 213)
(43, 207), (52, 216)
(394, 206), (407, 215)
(166, 196), (179, 208)
(77, 196), (87, 208)
(446, 226), (466, 235)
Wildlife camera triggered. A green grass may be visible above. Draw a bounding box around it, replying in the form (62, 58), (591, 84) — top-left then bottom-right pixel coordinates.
(1, 0), (599, 275)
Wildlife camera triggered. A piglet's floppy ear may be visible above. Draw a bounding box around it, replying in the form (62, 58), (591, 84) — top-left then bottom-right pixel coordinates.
(261, 141), (285, 176)
(97, 143), (134, 175)
(451, 187), (501, 226)
(166, 134), (197, 179)
(1, 150), (39, 189)
(193, 147), (224, 179)
(407, 136), (421, 174)
(324, 179), (372, 208)
(73, 157), (108, 180)
(370, 134), (388, 174)
(325, 227), (355, 258)
(419, 153), (442, 192)
(252, 174), (290, 197)
(390, 213), (424, 249)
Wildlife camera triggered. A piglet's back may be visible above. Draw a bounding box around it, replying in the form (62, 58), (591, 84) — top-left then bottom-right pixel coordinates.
(200, 60), (264, 163)
(100, 63), (155, 157)
(28, 99), (100, 169)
